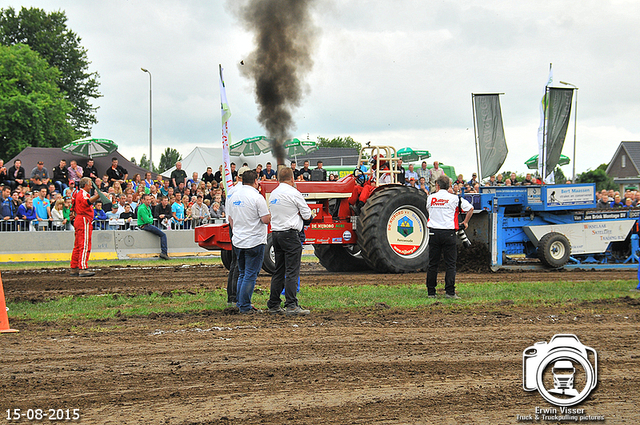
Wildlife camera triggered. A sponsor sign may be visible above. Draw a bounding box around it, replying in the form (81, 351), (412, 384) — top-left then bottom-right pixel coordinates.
(546, 186), (594, 207)
(386, 209), (425, 256)
(527, 187), (542, 204)
(310, 223), (345, 229)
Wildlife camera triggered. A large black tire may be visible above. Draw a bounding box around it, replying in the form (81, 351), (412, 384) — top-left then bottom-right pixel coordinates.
(537, 232), (571, 268)
(220, 249), (233, 271)
(314, 244), (370, 272)
(356, 186), (429, 273)
(261, 233), (276, 274)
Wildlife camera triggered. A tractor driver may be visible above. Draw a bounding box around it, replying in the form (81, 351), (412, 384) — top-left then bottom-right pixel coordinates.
(349, 155), (392, 214)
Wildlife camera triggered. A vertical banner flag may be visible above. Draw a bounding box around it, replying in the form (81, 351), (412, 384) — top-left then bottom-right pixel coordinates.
(219, 65), (234, 191)
(545, 87), (574, 177)
(538, 64), (553, 181)
(473, 94), (508, 179)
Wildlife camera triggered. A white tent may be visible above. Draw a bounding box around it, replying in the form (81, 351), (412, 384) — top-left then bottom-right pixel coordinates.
(162, 146), (279, 179)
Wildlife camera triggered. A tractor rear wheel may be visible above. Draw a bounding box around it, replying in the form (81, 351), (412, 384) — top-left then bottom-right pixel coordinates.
(314, 244), (370, 272)
(261, 233), (277, 274)
(221, 249), (233, 270)
(356, 186), (429, 273)
(538, 232), (571, 268)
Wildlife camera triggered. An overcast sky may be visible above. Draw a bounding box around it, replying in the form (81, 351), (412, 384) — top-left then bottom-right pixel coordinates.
(7, 0), (640, 178)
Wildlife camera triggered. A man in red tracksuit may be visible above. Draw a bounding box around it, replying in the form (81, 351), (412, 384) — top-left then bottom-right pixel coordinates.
(70, 177), (101, 277)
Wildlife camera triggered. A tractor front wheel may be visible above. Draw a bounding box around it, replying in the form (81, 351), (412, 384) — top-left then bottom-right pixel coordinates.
(314, 244), (370, 272)
(356, 186), (429, 273)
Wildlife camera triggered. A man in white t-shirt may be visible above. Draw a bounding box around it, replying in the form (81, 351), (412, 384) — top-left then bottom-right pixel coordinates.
(426, 175), (473, 299)
(266, 167), (312, 316)
(227, 170), (271, 314)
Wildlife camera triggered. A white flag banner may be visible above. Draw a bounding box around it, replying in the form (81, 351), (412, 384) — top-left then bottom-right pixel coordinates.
(219, 65), (234, 191)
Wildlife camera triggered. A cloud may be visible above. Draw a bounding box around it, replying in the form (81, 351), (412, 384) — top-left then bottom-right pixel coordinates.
(5, 0), (640, 178)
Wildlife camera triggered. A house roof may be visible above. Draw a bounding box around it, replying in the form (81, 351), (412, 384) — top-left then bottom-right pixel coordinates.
(6, 147), (162, 180)
(606, 141), (640, 175)
(290, 147), (360, 167)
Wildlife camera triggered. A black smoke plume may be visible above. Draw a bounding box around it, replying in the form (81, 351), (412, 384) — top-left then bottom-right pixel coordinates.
(232, 0), (318, 165)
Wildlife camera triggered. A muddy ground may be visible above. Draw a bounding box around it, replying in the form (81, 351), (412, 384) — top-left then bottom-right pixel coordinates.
(1, 264), (639, 424)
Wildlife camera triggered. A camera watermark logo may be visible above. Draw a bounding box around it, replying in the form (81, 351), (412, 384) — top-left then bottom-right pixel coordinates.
(523, 334), (598, 407)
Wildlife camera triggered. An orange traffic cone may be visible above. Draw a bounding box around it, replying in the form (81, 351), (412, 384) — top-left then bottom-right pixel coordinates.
(0, 272), (18, 333)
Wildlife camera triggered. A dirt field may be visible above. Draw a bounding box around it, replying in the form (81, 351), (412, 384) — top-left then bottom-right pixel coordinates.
(2, 264), (639, 424)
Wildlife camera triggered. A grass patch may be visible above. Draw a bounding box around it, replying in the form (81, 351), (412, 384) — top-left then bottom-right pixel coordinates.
(0, 254), (318, 270)
(7, 279), (638, 324)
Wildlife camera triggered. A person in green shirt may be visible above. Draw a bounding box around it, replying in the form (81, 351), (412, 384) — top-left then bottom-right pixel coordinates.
(137, 193), (169, 260)
(63, 197), (73, 230)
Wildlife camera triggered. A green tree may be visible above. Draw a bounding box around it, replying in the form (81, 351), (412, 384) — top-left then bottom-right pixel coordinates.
(317, 136), (362, 150)
(553, 166), (567, 184)
(0, 6), (101, 136)
(132, 153), (156, 173)
(576, 163), (616, 192)
(0, 43), (76, 160)
(158, 148), (182, 173)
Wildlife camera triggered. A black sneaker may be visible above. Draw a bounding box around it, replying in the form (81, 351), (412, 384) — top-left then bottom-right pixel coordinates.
(159, 253), (170, 260)
(69, 268), (79, 277)
(78, 270), (95, 277)
(285, 306), (310, 316)
(268, 306), (285, 315)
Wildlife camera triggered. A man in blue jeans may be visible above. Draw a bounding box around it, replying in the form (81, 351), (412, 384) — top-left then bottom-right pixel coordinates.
(227, 170), (270, 314)
(137, 193), (169, 260)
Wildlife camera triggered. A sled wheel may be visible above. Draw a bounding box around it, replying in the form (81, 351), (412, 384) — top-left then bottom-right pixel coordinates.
(538, 232), (571, 268)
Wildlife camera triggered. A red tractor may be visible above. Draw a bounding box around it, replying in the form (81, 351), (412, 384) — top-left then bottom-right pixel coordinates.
(194, 146), (430, 273)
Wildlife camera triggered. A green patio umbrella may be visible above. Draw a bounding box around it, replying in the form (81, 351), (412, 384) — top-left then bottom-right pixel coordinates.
(283, 138), (318, 158)
(525, 154), (570, 170)
(229, 136), (273, 157)
(396, 147), (431, 162)
(62, 138), (118, 158)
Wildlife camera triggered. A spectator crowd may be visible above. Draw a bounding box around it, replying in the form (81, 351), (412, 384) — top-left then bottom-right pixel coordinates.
(3, 154), (635, 231)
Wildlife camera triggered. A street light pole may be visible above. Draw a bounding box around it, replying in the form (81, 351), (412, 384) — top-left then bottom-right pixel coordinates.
(560, 81), (578, 182)
(141, 68), (153, 172)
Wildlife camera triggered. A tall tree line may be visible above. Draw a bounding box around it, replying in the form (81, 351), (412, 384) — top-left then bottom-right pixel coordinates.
(0, 6), (101, 160)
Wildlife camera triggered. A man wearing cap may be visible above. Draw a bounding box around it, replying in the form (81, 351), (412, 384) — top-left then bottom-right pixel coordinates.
(30, 161), (50, 185)
(1, 190), (20, 231)
(467, 173), (479, 187)
(70, 177), (103, 277)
